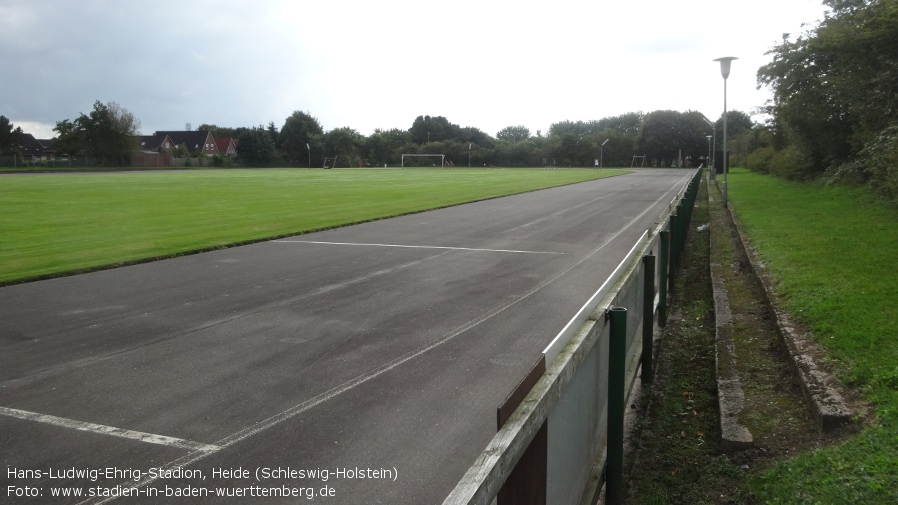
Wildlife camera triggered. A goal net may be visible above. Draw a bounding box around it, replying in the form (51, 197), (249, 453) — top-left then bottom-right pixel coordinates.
(401, 154), (445, 168)
(323, 155), (355, 169)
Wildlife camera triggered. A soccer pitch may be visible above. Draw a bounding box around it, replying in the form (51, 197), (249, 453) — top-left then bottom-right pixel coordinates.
(0, 168), (627, 284)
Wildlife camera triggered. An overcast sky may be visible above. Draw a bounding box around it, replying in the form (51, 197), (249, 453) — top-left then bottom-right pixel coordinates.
(2, 0), (827, 140)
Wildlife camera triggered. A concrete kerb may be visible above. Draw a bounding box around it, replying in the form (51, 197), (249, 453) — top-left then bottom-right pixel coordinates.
(707, 178), (754, 453)
(717, 182), (855, 433)
(708, 180), (754, 452)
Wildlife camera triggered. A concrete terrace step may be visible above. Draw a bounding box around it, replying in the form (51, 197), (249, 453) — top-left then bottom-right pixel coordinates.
(710, 177), (854, 438)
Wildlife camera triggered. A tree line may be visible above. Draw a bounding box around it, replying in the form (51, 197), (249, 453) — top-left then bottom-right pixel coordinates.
(212, 110), (754, 169)
(3, 104), (757, 170)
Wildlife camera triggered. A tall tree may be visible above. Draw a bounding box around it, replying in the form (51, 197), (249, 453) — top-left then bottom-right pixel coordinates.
(279, 111), (324, 166)
(715, 110), (753, 140)
(366, 128), (410, 165)
(0, 115), (24, 154)
(458, 126), (495, 149)
(548, 120), (594, 138)
(196, 124), (236, 138)
(266, 121), (279, 147)
(547, 132), (597, 167)
(323, 127), (364, 158)
(496, 125), (530, 142)
(409, 115), (460, 144)
(596, 112), (645, 135)
(594, 130), (637, 167)
(53, 101), (140, 165)
(637, 110), (711, 166)
(236, 125), (278, 167)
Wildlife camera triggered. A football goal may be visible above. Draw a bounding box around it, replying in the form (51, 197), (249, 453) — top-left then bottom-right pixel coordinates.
(401, 153), (445, 168)
(323, 155), (356, 169)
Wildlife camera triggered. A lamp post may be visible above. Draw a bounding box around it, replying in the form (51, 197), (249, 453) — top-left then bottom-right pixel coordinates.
(706, 135), (712, 172)
(714, 56), (737, 207)
(702, 117), (716, 179)
(600, 138), (609, 168)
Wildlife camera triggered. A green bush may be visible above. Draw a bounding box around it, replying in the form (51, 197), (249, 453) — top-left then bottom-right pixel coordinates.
(745, 146), (776, 174)
(767, 145), (809, 179)
(745, 145), (809, 180)
(828, 124), (898, 202)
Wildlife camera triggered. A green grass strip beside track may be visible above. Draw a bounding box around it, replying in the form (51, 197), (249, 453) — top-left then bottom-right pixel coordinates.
(726, 168), (898, 504)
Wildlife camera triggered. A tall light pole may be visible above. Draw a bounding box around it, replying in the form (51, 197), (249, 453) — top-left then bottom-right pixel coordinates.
(706, 135), (712, 172)
(600, 138), (609, 168)
(714, 56), (737, 207)
(702, 117), (716, 179)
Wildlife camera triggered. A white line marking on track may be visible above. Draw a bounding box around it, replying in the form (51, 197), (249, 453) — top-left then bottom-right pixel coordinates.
(273, 240), (564, 255)
(0, 406), (221, 453)
(505, 193), (613, 233)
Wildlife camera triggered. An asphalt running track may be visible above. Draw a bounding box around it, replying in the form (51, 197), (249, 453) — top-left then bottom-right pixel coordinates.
(1, 169), (692, 504)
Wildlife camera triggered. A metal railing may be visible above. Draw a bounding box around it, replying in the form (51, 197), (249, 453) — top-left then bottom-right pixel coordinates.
(444, 167), (703, 505)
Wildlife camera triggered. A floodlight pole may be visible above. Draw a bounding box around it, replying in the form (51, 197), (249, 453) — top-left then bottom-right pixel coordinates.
(600, 138), (609, 168)
(714, 56), (737, 207)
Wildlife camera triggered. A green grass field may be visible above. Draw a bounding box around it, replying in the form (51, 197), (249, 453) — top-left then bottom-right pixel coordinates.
(0, 168), (626, 284)
(725, 168), (898, 503)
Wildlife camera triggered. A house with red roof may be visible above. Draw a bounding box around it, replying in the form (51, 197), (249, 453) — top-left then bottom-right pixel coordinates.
(215, 137), (237, 157)
(155, 130), (219, 157)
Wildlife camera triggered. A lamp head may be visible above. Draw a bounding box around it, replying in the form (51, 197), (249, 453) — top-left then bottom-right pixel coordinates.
(713, 56), (738, 79)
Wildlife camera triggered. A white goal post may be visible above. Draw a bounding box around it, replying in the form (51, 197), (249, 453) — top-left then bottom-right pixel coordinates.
(401, 153), (445, 168)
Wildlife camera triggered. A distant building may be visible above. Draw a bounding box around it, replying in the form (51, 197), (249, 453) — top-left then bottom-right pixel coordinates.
(132, 130), (236, 166)
(136, 133), (175, 154)
(215, 137), (238, 157)
(154, 130), (220, 157)
(19, 134), (56, 163)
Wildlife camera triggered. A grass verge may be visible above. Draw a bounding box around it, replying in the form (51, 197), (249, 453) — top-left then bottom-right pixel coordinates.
(626, 171), (860, 504)
(0, 168), (625, 284)
(727, 168), (898, 504)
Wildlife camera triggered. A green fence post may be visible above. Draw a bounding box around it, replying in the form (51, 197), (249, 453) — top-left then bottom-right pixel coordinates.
(659, 229), (669, 327)
(677, 202), (685, 247)
(668, 213), (676, 283)
(607, 307), (627, 505)
(672, 205), (682, 276)
(686, 181), (695, 223)
(642, 255), (656, 384)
